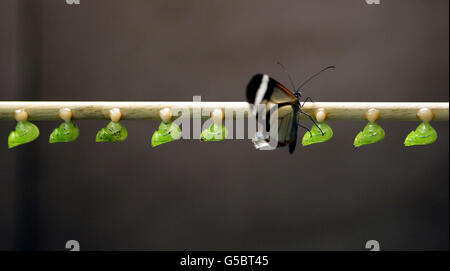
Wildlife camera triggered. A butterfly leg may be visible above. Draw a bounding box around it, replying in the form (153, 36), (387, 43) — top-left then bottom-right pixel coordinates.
(300, 110), (325, 135)
(298, 123), (313, 137)
(301, 96), (314, 107)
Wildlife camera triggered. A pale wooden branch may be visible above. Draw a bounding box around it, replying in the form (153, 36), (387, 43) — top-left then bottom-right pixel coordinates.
(0, 101), (448, 121)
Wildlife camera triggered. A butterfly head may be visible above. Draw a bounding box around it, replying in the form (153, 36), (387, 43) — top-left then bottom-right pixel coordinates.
(294, 91), (302, 99)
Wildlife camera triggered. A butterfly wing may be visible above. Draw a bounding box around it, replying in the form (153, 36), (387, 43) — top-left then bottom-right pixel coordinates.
(288, 107), (299, 154)
(247, 74), (300, 153)
(268, 104), (298, 149)
(247, 74), (298, 154)
(246, 74), (298, 114)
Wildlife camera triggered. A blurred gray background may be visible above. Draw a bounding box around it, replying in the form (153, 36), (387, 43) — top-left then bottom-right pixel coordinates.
(0, 0), (448, 250)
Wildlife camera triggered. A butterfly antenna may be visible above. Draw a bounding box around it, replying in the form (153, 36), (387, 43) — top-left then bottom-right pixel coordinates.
(276, 61), (297, 91)
(296, 65), (335, 93)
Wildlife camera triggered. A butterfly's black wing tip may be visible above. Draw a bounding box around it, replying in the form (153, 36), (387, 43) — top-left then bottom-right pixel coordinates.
(246, 74), (265, 103)
(288, 139), (297, 154)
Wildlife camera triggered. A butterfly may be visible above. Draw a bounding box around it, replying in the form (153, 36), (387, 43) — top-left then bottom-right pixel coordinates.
(246, 64), (335, 154)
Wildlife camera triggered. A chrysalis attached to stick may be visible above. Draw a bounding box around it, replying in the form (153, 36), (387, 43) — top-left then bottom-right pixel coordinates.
(404, 108), (437, 146)
(96, 108), (128, 142)
(201, 109), (228, 141)
(49, 108), (79, 143)
(302, 108), (333, 146)
(354, 108), (385, 147)
(8, 109), (40, 149)
(151, 108), (181, 147)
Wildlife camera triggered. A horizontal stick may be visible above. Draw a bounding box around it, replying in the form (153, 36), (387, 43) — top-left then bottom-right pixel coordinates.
(0, 101), (448, 121)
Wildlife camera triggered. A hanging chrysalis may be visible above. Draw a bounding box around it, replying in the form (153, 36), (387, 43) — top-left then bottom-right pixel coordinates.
(96, 121), (128, 142)
(96, 108), (128, 142)
(404, 108), (437, 146)
(151, 121), (182, 147)
(302, 122), (333, 146)
(49, 108), (79, 143)
(354, 122), (385, 147)
(354, 108), (385, 147)
(201, 123), (228, 141)
(151, 108), (181, 147)
(200, 109), (228, 141)
(50, 122), (79, 143)
(8, 109), (40, 149)
(404, 122), (437, 146)
(302, 108), (333, 146)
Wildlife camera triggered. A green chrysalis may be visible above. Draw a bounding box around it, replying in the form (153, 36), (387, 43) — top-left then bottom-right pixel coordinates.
(354, 122), (385, 147)
(96, 121), (128, 142)
(302, 122), (333, 146)
(404, 122), (437, 146)
(151, 121), (182, 147)
(8, 121), (40, 149)
(200, 123), (228, 141)
(49, 121), (79, 143)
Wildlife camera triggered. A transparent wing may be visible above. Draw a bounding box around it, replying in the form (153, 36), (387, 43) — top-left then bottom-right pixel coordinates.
(269, 104), (297, 147)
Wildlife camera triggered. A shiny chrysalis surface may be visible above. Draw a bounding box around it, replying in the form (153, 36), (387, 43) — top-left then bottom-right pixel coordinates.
(49, 121), (79, 143)
(404, 122), (437, 146)
(354, 122), (385, 147)
(302, 122), (333, 146)
(151, 121), (182, 147)
(200, 123), (228, 141)
(8, 121), (40, 148)
(96, 121), (128, 142)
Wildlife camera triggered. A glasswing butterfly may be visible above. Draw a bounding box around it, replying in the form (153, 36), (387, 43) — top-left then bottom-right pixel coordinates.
(246, 64), (335, 154)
